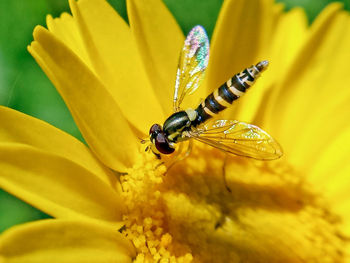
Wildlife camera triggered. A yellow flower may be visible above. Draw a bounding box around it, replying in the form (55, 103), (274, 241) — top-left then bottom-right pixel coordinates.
(1, 0), (350, 262)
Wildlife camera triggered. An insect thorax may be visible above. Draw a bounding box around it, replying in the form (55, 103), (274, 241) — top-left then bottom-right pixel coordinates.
(163, 109), (197, 143)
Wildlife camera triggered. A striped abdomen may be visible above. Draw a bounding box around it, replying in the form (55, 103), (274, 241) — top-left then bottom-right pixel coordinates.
(194, 61), (269, 126)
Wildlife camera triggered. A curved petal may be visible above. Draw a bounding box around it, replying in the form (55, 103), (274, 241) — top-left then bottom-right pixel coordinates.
(231, 1), (285, 123)
(0, 143), (123, 222)
(332, 193), (350, 237)
(267, 4), (349, 166)
(127, 0), (184, 113)
(308, 127), (350, 186)
(287, 11), (350, 167)
(255, 7), (308, 127)
(46, 13), (92, 69)
(307, 129), (350, 238)
(0, 106), (114, 186)
(69, 0), (164, 132)
(202, 0), (276, 123)
(206, 0), (273, 92)
(0, 219), (135, 263)
(269, 3), (343, 133)
(28, 26), (138, 171)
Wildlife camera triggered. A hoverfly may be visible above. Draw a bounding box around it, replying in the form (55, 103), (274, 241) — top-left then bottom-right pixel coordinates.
(147, 25), (282, 161)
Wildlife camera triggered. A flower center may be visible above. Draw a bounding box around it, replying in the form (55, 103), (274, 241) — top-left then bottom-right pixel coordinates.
(120, 143), (347, 262)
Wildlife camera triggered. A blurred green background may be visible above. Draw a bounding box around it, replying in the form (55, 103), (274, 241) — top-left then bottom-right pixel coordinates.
(0, 0), (349, 233)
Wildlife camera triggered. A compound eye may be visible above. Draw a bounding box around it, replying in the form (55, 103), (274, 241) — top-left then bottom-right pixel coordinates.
(149, 124), (162, 136)
(155, 133), (175, 154)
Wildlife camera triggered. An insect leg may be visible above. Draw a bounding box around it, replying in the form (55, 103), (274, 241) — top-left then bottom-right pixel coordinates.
(183, 139), (193, 159)
(222, 154), (232, 192)
(166, 140), (193, 171)
(153, 152), (161, 159)
(166, 142), (185, 171)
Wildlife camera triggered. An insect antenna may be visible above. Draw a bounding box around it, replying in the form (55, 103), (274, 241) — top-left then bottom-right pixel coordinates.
(140, 138), (149, 144)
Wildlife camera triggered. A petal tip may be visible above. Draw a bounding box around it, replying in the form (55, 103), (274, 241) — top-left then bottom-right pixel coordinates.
(27, 43), (33, 53)
(27, 40), (38, 55)
(32, 25), (47, 40)
(46, 14), (53, 21)
(324, 2), (344, 13)
(68, 0), (78, 12)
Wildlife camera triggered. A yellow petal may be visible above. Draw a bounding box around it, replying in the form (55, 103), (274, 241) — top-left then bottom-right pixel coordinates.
(46, 13), (92, 69)
(308, 127), (350, 187)
(287, 11), (350, 167)
(256, 7), (308, 127)
(231, 0), (283, 123)
(332, 195), (350, 237)
(207, 0), (273, 92)
(28, 26), (138, 171)
(292, 88), (350, 169)
(202, 0), (276, 123)
(0, 143), (124, 223)
(127, 0), (184, 113)
(0, 106), (115, 186)
(308, 134), (350, 238)
(69, 0), (164, 132)
(266, 4), (349, 166)
(0, 219), (135, 263)
(269, 3), (343, 132)
(268, 8), (308, 80)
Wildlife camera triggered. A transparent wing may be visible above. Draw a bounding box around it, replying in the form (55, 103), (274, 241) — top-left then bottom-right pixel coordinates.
(173, 25), (209, 112)
(189, 120), (283, 160)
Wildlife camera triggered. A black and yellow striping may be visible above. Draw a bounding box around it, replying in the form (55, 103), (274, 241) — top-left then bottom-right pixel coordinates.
(193, 61), (268, 126)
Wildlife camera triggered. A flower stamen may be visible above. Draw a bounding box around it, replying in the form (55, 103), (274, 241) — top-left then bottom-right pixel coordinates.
(120, 143), (347, 262)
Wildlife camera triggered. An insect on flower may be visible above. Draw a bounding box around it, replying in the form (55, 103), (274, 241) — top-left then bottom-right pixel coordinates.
(145, 25), (283, 161)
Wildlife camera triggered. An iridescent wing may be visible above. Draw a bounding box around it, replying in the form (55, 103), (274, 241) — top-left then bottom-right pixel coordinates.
(189, 120), (283, 160)
(173, 25), (209, 112)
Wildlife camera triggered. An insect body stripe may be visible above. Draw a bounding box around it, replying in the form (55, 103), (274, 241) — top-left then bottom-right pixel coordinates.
(201, 101), (216, 116)
(231, 75), (247, 92)
(195, 103), (212, 124)
(229, 83), (245, 97)
(193, 61), (269, 127)
(242, 68), (255, 86)
(205, 93), (226, 113)
(218, 83), (238, 104)
(213, 89), (232, 107)
(243, 68), (255, 81)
